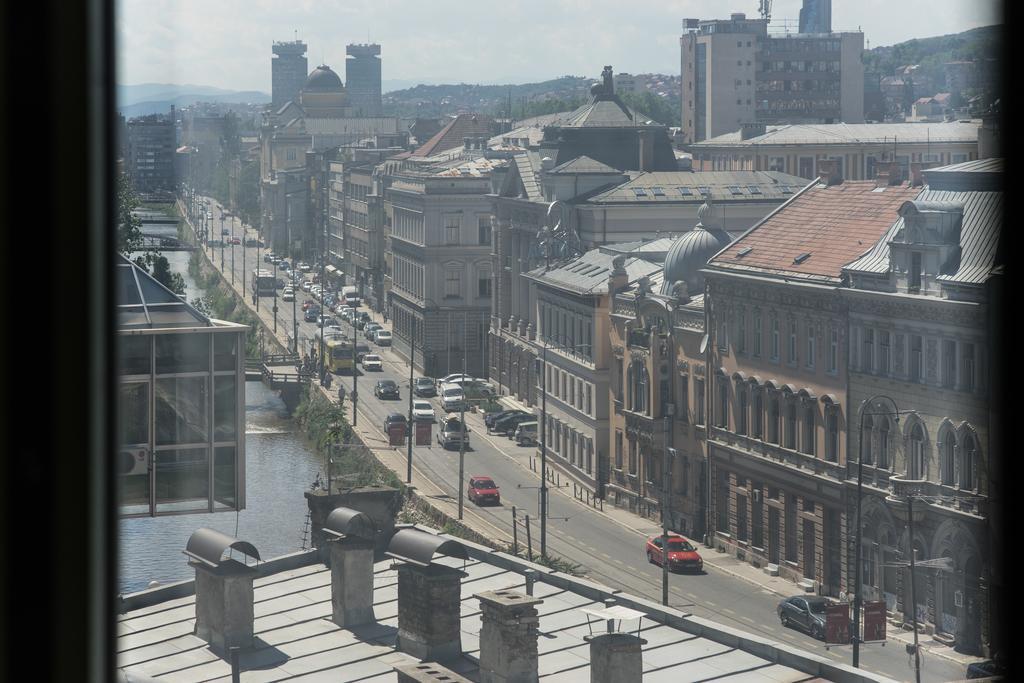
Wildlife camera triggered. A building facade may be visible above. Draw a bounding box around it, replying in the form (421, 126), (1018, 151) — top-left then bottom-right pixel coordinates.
(271, 40), (308, 110)
(346, 44), (383, 117)
(126, 109), (177, 194)
(680, 12), (864, 143)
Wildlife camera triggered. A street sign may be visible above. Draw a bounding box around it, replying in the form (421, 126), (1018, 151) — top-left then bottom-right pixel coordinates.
(387, 422), (406, 447)
(825, 603), (851, 645)
(415, 421), (431, 446)
(863, 600), (887, 643)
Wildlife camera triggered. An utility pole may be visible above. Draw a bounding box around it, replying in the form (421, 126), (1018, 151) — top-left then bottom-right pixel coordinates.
(230, 210), (235, 285)
(907, 494), (922, 683)
(539, 341), (548, 559)
(351, 330), (358, 427)
(220, 213), (225, 270)
(406, 318), (415, 484)
(272, 258), (278, 333)
(662, 408), (674, 606)
(458, 318), (467, 520)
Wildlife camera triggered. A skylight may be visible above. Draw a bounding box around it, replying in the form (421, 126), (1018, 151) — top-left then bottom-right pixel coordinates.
(633, 188), (647, 197)
(677, 187), (693, 196)
(747, 185), (762, 194)
(737, 246), (753, 257)
(779, 185), (793, 194)
(698, 186), (711, 195)
(728, 186), (743, 195)
(651, 187), (665, 196)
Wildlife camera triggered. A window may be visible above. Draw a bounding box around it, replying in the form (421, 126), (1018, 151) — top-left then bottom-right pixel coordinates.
(477, 215), (492, 246)
(785, 398), (797, 449)
(679, 376), (689, 423)
(909, 252), (922, 293)
(801, 402), (815, 455)
(940, 431), (955, 485)
(753, 311), (762, 357)
(445, 215), (460, 245)
(752, 389), (763, 439)
(737, 385), (748, 435)
(785, 495), (798, 562)
(738, 310), (747, 354)
(879, 331), (890, 376)
(910, 335), (923, 383)
(585, 383), (592, 415)
(717, 471), (730, 531)
(768, 393), (780, 444)
(961, 430), (977, 490)
(615, 431), (623, 469)
(878, 418), (890, 469)
(825, 407), (839, 462)
(862, 328), (874, 373)
(861, 414), (874, 465)
(805, 323), (815, 368)
(908, 423), (926, 479)
(828, 328), (838, 373)
(629, 361), (650, 414)
(718, 313), (729, 351)
(736, 495), (748, 542)
(444, 269), (461, 298)
(695, 378), (705, 426)
(478, 271), (492, 297)
(942, 340), (956, 388)
(962, 343), (975, 392)
(770, 317), (779, 360)
(629, 438), (637, 474)
(716, 377), (729, 428)
(788, 319), (798, 364)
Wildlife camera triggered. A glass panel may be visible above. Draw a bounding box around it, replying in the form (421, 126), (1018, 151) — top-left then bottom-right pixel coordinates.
(155, 376), (208, 446)
(213, 446), (237, 510)
(155, 332), (210, 374)
(155, 447), (209, 513)
(119, 382), (149, 446)
(214, 375), (237, 441)
(213, 332), (238, 372)
(119, 335), (151, 375)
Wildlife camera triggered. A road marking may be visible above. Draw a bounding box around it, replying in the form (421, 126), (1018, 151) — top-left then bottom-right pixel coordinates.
(600, 552), (611, 560)
(722, 608), (735, 615)
(705, 601), (717, 607)
(740, 616), (755, 624)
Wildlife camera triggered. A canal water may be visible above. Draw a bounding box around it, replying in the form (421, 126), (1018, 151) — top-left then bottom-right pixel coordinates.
(118, 218), (323, 595)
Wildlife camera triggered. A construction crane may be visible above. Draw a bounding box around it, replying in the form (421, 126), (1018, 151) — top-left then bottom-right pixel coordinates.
(758, 0), (772, 23)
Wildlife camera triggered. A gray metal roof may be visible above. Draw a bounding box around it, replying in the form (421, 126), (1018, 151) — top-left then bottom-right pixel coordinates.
(526, 247), (662, 295)
(548, 155), (621, 175)
(323, 507), (377, 540)
(386, 527), (468, 567)
(692, 121), (981, 147)
(844, 189), (1002, 285)
(559, 98), (659, 128)
(513, 151), (544, 202)
(117, 543), (885, 682)
(927, 157), (1001, 174)
(584, 171), (809, 204)
(923, 158), (1002, 192)
(116, 254), (212, 330)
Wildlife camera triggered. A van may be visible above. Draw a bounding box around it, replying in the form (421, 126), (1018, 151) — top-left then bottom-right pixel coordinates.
(440, 383), (466, 412)
(514, 421), (538, 446)
(437, 414), (469, 450)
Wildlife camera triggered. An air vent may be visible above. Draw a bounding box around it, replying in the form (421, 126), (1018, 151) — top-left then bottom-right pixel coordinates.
(793, 252), (811, 264)
(737, 246), (753, 258)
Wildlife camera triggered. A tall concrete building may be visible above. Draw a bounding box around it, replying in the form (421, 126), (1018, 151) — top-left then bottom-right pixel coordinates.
(799, 0), (831, 34)
(272, 40), (308, 110)
(346, 43), (382, 117)
(680, 12), (863, 143)
(126, 108), (177, 193)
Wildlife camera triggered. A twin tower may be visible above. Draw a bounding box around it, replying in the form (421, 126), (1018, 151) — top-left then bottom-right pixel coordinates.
(272, 40), (382, 117)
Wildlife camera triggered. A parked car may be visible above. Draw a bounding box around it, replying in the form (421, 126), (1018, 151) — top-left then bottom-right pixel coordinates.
(383, 412), (407, 436)
(302, 300), (315, 311)
(263, 253), (275, 263)
(301, 281), (312, 292)
(374, 330), (392, 346)
(645, 534), (703, 573)
(230, 237), (241, 245)
(440, 384), (467, 412)
(438, 373), (475, 387)
(304, 307), (320, 323)
(344, 292), (361, 307)
(361, 354), (383, 371)
(486, 409), (529, 431)
(777, 596), (833, 640)
(412, 400), (435, 422)
(338, 306), (354, 322)
(413, 377), (437, 397)
(966, 657), (1008, 679)
(468, 476), (500, 505)
(493, 411), (535, 437)
(282, 289), (295, 302)
(513, 421), (538, 446)
(437, 414), (470, 449)
(364, 323), (383, 340)
(374, 379), (400, 400)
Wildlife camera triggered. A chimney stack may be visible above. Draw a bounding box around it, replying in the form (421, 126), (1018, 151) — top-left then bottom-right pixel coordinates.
(184, 529), (261, 654)
(816, 158), (842, 185)
(910, 161), (940, 187)
(323, 507), (378, 628)
(602, 65), (614, 94)
(582, 599), (647, 683)
(638, 128), (654, 172)
(475, 590), (544, 683)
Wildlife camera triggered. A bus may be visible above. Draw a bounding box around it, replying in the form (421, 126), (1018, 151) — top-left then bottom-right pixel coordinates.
(251, 269), (276, 297)
(316, 331), (369, 374)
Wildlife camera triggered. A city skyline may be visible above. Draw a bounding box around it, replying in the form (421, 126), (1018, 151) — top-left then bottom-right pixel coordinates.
(117, 0), (1001, 92)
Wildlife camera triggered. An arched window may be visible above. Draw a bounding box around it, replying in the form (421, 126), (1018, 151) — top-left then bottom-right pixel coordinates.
(785, 397), (797, 449)
(801, 401), (815, 455)
(908, 423), (926, 479)
(752, 388), (763, 439)
(960, 429), (977, 491)
(878, 418), (890, 469)
(629, 361), (650, 415)
(737, 385), (748, 435)
(717, 376), (730, 428)
(862, 414), (874, 465)
(939, 426), (955, 486)
(825, 407), (839, 462)
(767, 392), (780, 444)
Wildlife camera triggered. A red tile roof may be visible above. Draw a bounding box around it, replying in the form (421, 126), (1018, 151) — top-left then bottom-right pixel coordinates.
(412, 113), (492, 157)
(709, 180), (921, 281)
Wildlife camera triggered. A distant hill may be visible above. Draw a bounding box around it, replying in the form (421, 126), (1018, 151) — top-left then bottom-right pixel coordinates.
(863, 24), (1001, 88)
(117, 83), (270, 117)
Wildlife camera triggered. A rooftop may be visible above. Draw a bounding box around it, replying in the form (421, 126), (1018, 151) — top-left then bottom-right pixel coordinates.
(525, 245), (663, 295)
(708, 180), (920, 282)
(691, 121), (981, 148)
(585, 171), (809, 204)
(412, 113), (492, 157)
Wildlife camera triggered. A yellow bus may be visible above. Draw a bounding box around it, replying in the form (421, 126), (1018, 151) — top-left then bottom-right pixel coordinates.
(316, 332), (369, 374)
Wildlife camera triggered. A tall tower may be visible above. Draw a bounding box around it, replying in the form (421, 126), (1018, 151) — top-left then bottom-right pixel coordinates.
(798, 0), (831, 34)
(272, 40), (308, 109)
(345, 44), (382, 117)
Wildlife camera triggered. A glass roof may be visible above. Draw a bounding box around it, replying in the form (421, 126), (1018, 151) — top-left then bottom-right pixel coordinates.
(116, 254), (211, 330)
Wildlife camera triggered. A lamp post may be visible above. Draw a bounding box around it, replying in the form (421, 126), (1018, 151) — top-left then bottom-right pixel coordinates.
(220, 213), (225, 271)
(853, 394), (901, 669)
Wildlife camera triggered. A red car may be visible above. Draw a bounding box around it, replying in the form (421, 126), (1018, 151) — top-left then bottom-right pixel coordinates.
(467, 476), (500, 506)
(645, 534), (703, 573)
(230, 237), (241, 245)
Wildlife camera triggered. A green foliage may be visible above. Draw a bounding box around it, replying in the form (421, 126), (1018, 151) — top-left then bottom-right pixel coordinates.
(117, 172), (144, 255)
(619, 91), (680, 127)
(236, 161), (260, 228)
(187, 251), (263, 356)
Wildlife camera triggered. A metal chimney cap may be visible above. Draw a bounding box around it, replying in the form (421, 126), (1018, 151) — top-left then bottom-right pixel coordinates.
(385, 527), (469, 567)
(183, 527), (261, 569)
(324, 507), (377, 540)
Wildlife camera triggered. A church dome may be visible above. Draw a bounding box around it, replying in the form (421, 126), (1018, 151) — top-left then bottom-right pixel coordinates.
(304, 65), (343, 92)
(661, 201), (731, 295)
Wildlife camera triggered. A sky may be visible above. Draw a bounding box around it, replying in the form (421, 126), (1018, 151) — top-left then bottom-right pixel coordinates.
(117, 0), (1002, 92)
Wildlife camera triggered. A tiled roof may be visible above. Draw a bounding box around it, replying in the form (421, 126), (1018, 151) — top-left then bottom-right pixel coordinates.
(692, 121), (981, 147)
(708, 181), (921, 282)
(412, 113), (492, 157)
(585, 171), (810, 204)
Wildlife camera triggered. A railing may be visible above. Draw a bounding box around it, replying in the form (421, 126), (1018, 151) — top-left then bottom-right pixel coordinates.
(627, 329), (649, 349)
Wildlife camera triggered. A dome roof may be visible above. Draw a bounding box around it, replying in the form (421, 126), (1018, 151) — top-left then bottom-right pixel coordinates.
(304, 65), (343, 92)
(661, 203), (731, 295)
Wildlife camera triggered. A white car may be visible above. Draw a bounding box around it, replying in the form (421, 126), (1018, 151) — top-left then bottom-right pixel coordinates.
(338, 306), (354, 321)
(438, 373), (476, 387)
(440, 383), (467, 412)
(362, 354), (383, 371)
(282, 289), (295, 302)
(374, 330), (392, 346)
(301, 281), (312, 292)
(412, 400), (435, 422)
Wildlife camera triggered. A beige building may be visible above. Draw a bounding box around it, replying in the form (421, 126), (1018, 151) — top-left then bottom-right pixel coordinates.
(701, 165), (919, 597)
(687, 121), (980, 180)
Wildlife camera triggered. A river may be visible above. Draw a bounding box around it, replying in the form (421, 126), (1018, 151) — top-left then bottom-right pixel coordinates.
(118, 220), (324, 595)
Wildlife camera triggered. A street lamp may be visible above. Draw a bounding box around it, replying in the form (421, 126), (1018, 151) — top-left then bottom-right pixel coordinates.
(853, 395), (901, 669)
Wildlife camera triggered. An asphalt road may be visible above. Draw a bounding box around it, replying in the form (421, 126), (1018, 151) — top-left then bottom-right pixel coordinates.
(190, 195), (966, 683)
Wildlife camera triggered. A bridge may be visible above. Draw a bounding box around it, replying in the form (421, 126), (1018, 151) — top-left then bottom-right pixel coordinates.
(140, 232), (196, 251)
(246, 354), (315, 411)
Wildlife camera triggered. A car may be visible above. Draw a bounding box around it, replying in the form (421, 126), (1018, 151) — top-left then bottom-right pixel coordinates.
(344, 292), (361, 307)
(777, 596), (833, 640)
(245, 238), (263, 247)
(302, 300), (315, 311)
(364, 323), (383, 340)
(438, 373), (475, 387)
(282, 290), (295, 302)
(485, 409), (529, 430)
(383, 412), (407, 436)
(279, 259), (290, 270)
(230, 237), (241, 245)
(412, 400), (435, 422)
(468, 476), (500, 505)
(413, 377), (437, 397)
(300, 263), (312, 273)
(374, 330), (392, 346)
(356, 317), (371, 330)
(338, 306), (354, 322)
(513, 421), (538, 446)
(222, 228), (230, 235)
(264, 253), (274, 263)
(966, 657), (1008, 679)
(493, 411), (535, 437)
(374, 379), (400, 400)
(361, 354), (383, 371)
(275, 277), (287, 289)
(301, 281), (312, 292)
(645, 534), (703, 573)
(439, 384), (467, 412)
(437, 414), (470, 449)
(318, 315), (338, 327)
(304, 308), (320, 323)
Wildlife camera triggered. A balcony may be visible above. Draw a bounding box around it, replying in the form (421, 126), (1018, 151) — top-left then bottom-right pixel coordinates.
(709, 427), (847, 482)
(627, 329), (650, 349)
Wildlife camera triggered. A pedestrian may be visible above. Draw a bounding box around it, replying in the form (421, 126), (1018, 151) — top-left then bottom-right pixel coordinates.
(337, 384), (346, 403)
(324, 373), (332, 389)
(383, 308), (388, 323)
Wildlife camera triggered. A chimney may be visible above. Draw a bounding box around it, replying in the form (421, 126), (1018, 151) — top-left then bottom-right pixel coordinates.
(541, 156), (555, 172)
(731, 12), (746, 20)
(608, 255), (628, 295)
(464, 136), (473, 151)
(583, 600), (647, 683)
(638, 128), (654, 172)
(910, 160), (940, 187)
(602, 65), (614, 94)
(324, 507), (377, 628)
(816, 158), (842, 185)
(184, 529), (260, 654)
(875, 161), (902, 187)
(475, 589), (544, 683)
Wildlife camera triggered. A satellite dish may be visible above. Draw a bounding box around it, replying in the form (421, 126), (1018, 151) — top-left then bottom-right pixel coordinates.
(699, 333), (709, 354)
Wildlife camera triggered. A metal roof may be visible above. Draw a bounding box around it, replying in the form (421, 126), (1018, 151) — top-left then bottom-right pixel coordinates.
(116, 254), (214, 330)
(183, 528), (260, 569)
(526, 247), (662, 295)
(385, 528), (469, 567)
(513, 151), (544, 202)
(323, 507), (377, 540)
(692, 121), (981, 147)
(548, 155), (621, 175)
(585, 171), (809, 204)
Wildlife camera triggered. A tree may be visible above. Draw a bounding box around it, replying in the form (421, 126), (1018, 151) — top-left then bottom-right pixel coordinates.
(118, 170), (186, 295)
